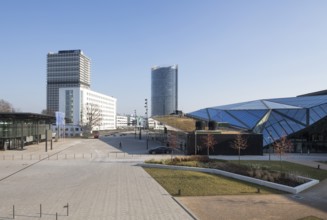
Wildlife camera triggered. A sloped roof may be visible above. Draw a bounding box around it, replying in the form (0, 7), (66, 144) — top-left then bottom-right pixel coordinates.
(188, 95), (327, 146)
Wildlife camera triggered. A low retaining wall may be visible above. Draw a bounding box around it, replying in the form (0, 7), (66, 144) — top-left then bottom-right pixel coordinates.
(141, 163), (319, 194)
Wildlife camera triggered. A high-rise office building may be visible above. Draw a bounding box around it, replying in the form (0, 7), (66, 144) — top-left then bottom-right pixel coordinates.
(151, 65), (178, 116)
(47, 50), (91, 114)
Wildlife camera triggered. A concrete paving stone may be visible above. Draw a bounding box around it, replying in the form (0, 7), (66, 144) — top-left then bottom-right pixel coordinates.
(0, 138), (193, 220)
(1, 136), (327, 220)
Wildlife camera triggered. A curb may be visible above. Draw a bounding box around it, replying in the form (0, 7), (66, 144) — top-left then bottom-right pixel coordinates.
(140, 163), (320, 194)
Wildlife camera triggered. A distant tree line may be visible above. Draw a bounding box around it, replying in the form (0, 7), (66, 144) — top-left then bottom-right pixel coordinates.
(0, 99), (16, 112)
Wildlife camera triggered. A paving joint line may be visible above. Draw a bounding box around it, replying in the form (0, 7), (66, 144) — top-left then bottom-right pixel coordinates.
(0, 144), (77, 182)
(171, 196), (198, 220)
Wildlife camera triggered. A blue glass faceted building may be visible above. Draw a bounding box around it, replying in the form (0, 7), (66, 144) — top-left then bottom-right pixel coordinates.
(188, 94), (327, 152)
(151, 65), (178, 116)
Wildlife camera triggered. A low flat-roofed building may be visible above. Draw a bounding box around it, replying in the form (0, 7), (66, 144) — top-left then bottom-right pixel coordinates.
(0, 113), (55, 150)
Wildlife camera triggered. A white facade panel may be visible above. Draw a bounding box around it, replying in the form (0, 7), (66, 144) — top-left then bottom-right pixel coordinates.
(116, 115), (128, 128)
(59, 87), (117, 130)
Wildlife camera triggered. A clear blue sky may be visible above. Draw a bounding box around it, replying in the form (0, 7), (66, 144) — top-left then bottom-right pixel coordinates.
(1, 0), (327, 116)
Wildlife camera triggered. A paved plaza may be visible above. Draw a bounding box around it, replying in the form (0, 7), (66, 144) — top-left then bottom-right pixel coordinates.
(0, 135), (192, 220)
(0, 134), (326, 220)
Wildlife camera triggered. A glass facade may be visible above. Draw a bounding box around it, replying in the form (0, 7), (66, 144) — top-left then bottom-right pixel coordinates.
(151, 65), (178, 116)
(47, 50), (90, 114)
(65, 90), (74, 122)
(188, 95), (327, 147)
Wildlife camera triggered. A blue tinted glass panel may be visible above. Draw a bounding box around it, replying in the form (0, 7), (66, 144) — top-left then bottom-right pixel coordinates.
(272, 123), (287, 138)
(249, 110), (269, 119)
(208, 109), (222, 121)
(212, 102), (246, 110)
(275, 109), (306, 124)
(268, 95), (327, 108)
(232, 100), (268, 110)
(309, 109), (321, 124)
(263, 100), (297, 109)
(279, 120), (293, 135)
(268, 112), (304, 135)
(286, 120), (304, 133)
(227, 110), (267, 129)
(311, 105), (327, 118)
(276, 109), (294, 117)
(269, 112), (282, 124)
(262, 129), (271, 145)
(319, 103), (327, 114)
(189, 109), (209, 120)
(264, 126), (280, 142)
(220, 111), (248, 128)
(292, 109), (307, 124)
(263, 138), (269, 146)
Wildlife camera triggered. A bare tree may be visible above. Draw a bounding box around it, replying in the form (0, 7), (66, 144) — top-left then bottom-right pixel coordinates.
(167, 131), (178, 160)
(230, 134), (248, 164)
(201, 133), (217, 156)
(41, 109), (50, 115)
(273, 135), (293, 172)
(80, 103), (102, 136)
(0, 99), (15, 112)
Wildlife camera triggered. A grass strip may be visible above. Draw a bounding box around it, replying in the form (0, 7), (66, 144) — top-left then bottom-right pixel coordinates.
(229, 160), (327, 181)
(144, 168), (282, 196)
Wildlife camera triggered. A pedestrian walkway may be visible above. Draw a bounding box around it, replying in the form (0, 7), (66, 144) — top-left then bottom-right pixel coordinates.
(0, 137), (194, 220)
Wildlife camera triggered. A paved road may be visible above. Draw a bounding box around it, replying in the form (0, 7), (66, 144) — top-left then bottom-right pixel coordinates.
(1, 135), (326, 220)
(0, 136), (193, 220)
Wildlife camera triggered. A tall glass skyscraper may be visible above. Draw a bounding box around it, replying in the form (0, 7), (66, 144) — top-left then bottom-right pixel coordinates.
(151, 65), (178, 116)
(47, 50), (91, 114)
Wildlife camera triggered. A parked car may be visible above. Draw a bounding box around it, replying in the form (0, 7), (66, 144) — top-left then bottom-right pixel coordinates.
(148, 146), (173, 154)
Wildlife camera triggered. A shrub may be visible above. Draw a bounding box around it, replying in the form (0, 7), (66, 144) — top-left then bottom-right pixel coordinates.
(190, 155), (210, 162)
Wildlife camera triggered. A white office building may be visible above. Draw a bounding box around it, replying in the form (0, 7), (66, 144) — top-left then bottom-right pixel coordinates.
(116, 115), (128, 128)
(59, 87), (117, 131)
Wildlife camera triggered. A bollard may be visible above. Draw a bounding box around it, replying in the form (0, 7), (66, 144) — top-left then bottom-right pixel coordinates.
(257, 188), (261, 193)
(56, 212), (58, 220)
(40, 204), (42, 218)
(178, 189), (181, 195)
(317, 164), (320, 169)
(13, 205), (15, 219)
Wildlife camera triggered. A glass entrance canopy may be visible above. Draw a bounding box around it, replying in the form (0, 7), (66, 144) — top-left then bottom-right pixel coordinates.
(188, 95), (327, 146)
